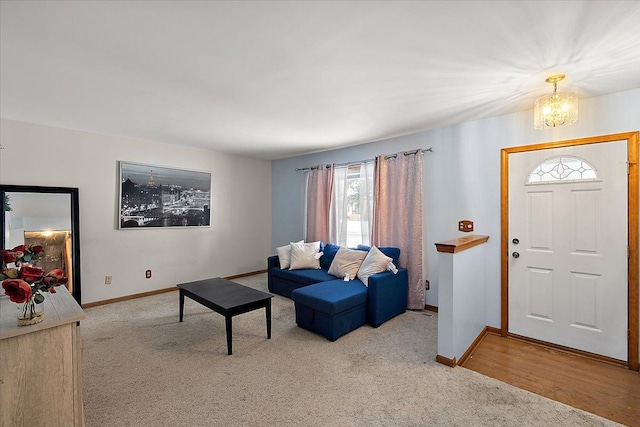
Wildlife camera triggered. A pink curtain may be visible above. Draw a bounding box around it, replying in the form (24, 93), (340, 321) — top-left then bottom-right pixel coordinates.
(306, 164), (335, 243)
(372, 151), (424, 309)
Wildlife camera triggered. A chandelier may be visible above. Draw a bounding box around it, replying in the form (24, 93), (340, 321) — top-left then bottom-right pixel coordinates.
(534, 74), (578, 129)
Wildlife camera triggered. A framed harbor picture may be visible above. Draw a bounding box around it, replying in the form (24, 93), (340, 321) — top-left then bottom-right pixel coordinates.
(118, 162), (211, 229)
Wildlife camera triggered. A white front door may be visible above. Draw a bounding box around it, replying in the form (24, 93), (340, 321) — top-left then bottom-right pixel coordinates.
(508, 141), (628, 361)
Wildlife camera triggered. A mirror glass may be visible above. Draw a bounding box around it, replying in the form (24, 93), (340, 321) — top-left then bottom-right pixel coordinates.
(2, 186), (81, 304)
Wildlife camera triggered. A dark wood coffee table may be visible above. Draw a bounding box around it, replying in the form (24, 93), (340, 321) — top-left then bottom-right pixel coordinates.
(177, 277), (274, 355)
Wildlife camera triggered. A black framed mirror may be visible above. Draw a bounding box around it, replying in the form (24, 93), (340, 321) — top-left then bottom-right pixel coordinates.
(1, 185), (81, 304)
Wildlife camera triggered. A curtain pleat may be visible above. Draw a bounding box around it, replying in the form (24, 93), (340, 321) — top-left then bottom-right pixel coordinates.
(372, 152), (424, 309)
(331, 167), (349, 246)
(359, 162), (375, 246)
(306, 164), (334, 243)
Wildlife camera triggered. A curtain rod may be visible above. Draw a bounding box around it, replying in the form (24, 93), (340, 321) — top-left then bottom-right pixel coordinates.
(295, 147), (433, 171)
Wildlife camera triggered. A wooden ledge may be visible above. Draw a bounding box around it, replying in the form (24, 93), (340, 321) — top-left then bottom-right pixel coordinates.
(435, 234), (490, 254)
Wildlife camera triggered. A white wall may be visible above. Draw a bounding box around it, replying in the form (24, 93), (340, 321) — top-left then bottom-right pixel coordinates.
(271, 88), (640, 330)
(0, 119), (272, 304)
(437, 244), (489, 362)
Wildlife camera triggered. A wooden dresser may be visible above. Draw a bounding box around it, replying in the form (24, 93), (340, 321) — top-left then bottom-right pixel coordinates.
(0, 286), (86, 427)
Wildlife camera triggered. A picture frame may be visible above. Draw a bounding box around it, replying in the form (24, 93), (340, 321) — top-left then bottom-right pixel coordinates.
(118, 161), (211, 229)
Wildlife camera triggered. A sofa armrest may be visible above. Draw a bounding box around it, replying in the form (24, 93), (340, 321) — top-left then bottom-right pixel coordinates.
(366, 268), (408, 327)
(267, 255), (280, 292)
(268, 255), (280, 270)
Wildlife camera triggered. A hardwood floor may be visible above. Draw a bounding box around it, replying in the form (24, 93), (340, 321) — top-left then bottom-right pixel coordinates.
(461, 333), (640, 427)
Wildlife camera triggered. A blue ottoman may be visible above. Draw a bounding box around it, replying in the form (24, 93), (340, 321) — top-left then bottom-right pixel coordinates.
(291, 279), (367, 341)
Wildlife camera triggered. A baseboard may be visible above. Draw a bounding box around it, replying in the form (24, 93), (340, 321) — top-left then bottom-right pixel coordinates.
(424, 304), (438, 313)
(437, 326), (501, 368)
(81, 269), (267, 309)
(486, 326), (501, 335)
(82, 287), (176, 309)
(225, 269), (267, 280)
(435, 354), (457, 367)
(458, 326), (499, 366)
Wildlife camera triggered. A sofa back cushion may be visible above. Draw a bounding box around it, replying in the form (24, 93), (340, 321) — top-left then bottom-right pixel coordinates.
(320, 243), (341, 270)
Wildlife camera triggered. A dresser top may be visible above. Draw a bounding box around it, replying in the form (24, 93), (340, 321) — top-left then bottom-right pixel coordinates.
(0, 285), (85, 340)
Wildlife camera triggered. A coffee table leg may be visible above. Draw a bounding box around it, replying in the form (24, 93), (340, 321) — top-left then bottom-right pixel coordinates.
(225, 315), (233, 355)
(179, 291), (184, 322)
(266, 299), (272, 339)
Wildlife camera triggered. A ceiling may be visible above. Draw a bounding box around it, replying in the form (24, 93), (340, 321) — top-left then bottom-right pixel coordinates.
(1, 1), (639, 160)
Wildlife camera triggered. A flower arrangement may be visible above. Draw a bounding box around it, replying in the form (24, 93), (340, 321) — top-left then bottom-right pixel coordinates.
(1, 244), (68, 324)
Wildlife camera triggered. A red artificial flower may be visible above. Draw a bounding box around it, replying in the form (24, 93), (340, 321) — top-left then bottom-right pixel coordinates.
(47, 268), (68, 283)
(42, 268), (68, 289)
(30, 245), (45, 254)
(46, 268), (66, 279)
(2, 279), (32, 303)
(11, 245), (28, 253)
(19, 265), (45, 282)
(1, 250), (17, 264)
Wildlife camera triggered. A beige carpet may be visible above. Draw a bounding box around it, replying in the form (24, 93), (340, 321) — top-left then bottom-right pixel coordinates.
(81, 274), (620, 426)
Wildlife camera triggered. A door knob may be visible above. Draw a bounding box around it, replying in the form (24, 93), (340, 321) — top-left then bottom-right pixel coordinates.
(512, 238), (519, 245)
(512, 252), (520, 258)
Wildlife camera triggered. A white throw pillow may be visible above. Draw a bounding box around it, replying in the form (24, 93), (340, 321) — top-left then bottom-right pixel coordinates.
(328, 247), (367, 280)
(357, 246), (393, 286)
(289, 241), (322, 270)
(305, 241), (322, 253)
(276, 240), (303, 269)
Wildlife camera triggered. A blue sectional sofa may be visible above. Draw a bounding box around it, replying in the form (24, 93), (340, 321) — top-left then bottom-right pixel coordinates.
(267, 244), (408, 339)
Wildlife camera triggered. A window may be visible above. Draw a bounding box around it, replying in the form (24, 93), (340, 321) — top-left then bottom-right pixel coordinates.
(527, 156), (599, 184)
(331, 163), (374, 247)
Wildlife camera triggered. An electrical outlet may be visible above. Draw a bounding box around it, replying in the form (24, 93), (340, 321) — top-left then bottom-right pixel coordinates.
(458, 220), (474, 232)
(145, 270), (152, 279)
(425, 279), (430, 290)
(105, 275), (112, 285)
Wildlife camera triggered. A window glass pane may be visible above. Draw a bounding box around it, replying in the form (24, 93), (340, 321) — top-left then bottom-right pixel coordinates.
(527, 156), (598, 184)
(331, 163), (374, 247)
(346, 165), (363, 247)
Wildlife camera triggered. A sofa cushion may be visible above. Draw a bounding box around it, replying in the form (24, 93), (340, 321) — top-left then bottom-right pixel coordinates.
(357, 246), (393, 287)
(320, 243), (341, 270)
(328, 247), (367, 280)
(270, 267), (337, 286)
(291, 280), (367, 315)
(357, 245), (400, 266)
(289, 241), (322, 270)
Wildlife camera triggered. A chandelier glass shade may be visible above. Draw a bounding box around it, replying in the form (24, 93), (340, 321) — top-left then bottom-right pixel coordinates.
(534, 74), (578, 129)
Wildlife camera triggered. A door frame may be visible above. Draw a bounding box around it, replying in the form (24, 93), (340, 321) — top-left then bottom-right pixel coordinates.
(500, 132), (639, 371)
